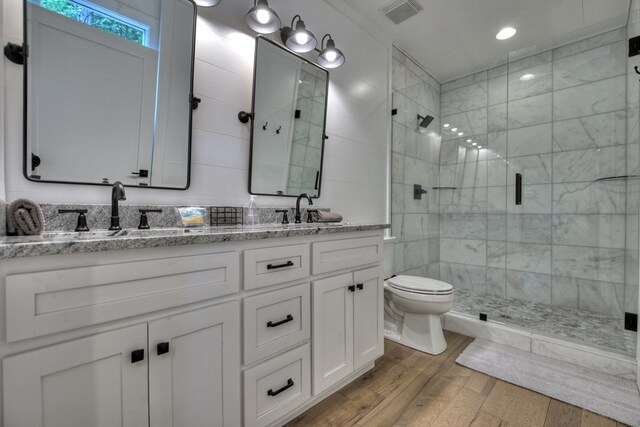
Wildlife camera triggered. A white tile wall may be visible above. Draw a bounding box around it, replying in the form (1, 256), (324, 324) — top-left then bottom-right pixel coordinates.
(1, 0), (391, 223)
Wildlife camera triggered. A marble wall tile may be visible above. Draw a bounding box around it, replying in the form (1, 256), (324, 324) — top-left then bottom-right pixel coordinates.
(402, 213), (431, 241)
(506, 242), (552, 274)
(488, 132), (507, 158)
(404, 126), (418, 158)
(506, 270), (552, 304)
(553, 75), (625, 121)
(392, 58), (405, 91)
(553, 41), (625, 90)
(552, 28), (626, 60)
(441, 70), (488, 92)
(391, 183), (405, 213)
(552, 145), (626, 183)
(487, 268), (507, 297)
(487, 213), (507, 240)
(552, 111), (626, 152)
(391, 153), (405, 184)
(441, 82), (488, 116)
(488, 104), (508, 132)
(487, 187), (507, 213)
(506, 154), (552, 185)
(508, 63), (552, 101)
(507, 184), (552, 214)
(392, 123), (406, 154)
(488, 64), (508, 79)
(552, 181), (626, 214)
(440, 238), (486, 266)
(439, 164), (462, 188)
(404, 240), (428, 270)
(404, 156), (430, 185)
(552, 214), (626, 248)
(440, 188), (487, 214)
(487, 241), (506, 268)
(552, 245), (625, 283)
(507, 93), (553, 129)
(440, 213), (487, 239)
(507, 214), (552, 244)
(440, 261), (487, 291)
(393, 242), (405, 272)
(403, 184), (431, 214)
(551, 276), (579, 309)
(487, 160), (507, 186)
(624, 283), (638, 314)
(488, 76), (507, 106)
(391, 213), (404, 239)
(577, 278), (625, 317)
(440, 141), (469, 165)
(441, 109), (488, 141)
(461, 161), (488, 188)
(508, 51), (552, 73)
(507, 124), (553, 157)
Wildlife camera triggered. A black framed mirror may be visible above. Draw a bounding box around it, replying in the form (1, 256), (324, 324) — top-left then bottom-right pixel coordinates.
(22, 0), (197, 189)
(248, 36), (329, 198)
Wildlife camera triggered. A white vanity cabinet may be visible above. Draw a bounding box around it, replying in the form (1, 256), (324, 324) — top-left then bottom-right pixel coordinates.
(312, 266), (383, 395)
(3, 301), (241, 427)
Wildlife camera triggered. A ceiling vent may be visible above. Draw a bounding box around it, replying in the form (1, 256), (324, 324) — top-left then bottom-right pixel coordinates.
(381, 0), (423, 25)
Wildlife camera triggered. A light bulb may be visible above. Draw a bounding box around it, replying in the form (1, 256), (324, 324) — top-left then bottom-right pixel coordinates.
(295, 32), (309, 45)
(325, 50), (337, 62)
(256, 9), (270, 24)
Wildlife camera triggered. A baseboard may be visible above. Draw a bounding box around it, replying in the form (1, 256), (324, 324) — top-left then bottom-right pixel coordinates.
(443, 312), (637, 381)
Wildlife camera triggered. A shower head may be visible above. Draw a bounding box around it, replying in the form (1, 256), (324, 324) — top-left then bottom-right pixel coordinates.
(417, 114), (434, 132)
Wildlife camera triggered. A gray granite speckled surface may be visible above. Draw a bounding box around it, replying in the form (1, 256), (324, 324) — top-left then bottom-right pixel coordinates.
(0, 223), (389, 259)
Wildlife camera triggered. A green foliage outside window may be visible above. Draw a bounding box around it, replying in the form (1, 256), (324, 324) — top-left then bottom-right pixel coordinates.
(38, 0), (146, 45)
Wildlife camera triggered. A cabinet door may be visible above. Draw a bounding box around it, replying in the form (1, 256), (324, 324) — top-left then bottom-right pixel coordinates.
(148, 301), (241, 427)
(312, 273), (354, 395)
(353, 266), (384, 369)
(3, 324), (148, 427)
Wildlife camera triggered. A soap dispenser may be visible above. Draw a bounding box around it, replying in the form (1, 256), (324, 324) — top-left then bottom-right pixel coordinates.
(247, 195), (259, 228)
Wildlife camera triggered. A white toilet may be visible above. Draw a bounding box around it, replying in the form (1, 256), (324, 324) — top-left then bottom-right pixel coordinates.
(382, 241), (454, 355)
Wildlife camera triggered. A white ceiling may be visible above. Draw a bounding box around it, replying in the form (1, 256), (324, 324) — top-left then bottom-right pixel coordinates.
(340, 0), (631, 83)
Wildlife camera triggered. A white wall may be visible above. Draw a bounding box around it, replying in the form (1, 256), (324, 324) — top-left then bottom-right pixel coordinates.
(2, 0), (391, 223)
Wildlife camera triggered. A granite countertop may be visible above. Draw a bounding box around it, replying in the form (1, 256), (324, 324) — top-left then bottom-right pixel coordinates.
(0, 223), (390, 259)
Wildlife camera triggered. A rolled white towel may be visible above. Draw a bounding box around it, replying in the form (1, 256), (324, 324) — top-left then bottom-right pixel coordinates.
(7, 199), (45, 235)
(313, 210), (343, 223)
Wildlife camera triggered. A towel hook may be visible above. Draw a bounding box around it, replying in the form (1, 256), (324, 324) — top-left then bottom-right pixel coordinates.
(276, 126), (282, 134)
(263, 122), (269, 130)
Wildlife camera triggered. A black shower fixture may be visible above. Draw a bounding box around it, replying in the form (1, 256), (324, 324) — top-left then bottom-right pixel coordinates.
(417, 114), (434, 129)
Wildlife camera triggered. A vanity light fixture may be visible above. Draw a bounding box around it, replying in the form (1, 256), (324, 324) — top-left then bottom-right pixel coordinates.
(317, 34), (345, 68)
(245, 0), (281, 34)
(285, 15), (317, 53)
(194, 0), (221, 6)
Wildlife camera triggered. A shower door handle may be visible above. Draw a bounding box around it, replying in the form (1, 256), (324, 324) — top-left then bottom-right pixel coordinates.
(515, 173), (523, 205)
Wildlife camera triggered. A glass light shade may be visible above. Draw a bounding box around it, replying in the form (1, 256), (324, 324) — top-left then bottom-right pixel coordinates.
(194, 0), (221, 6)
(286, 19), (316, 53)
(245, 0), (281, 34)
(317, 37), (344, 68)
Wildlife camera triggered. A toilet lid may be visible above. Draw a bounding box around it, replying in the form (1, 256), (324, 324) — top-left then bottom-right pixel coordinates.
(387, 275), (453, 295)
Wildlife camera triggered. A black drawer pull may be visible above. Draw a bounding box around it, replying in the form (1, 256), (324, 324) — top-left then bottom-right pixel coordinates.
(357, 283), (364, 290)
(267, 378), (294, 396)
(157, 342), (170, 355)
(348, 285), (356, 292)
(267, 260), (294, 270)
(267, 314), (294, 328)
(131, 349), (145, 363)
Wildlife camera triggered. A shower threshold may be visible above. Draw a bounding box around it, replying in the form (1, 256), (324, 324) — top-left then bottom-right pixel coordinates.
(451, 289), (637, 356)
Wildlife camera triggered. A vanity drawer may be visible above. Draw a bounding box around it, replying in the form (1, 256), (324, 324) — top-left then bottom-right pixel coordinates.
(244, 283), (310, 365)
(244, 244), (309, 290)
(312, 236), (383, 275)
(5, 251), (240, 342)
(244, 344), (311, 427)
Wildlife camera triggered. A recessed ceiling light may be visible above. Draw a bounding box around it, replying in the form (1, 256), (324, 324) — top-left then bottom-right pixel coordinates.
(496, 27), (516, 40)
(467, 139), (472, 143)
(472, 142), (477, 146)
(478, 145), (482, 148)
(443, 124), (450, 128)
(458, 132), (464, 136)
(451, 127), (458, 132)
(520, 73), (535, 81)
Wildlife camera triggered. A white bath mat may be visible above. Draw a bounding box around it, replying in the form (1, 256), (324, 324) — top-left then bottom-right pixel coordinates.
(456, 339), (640, 426)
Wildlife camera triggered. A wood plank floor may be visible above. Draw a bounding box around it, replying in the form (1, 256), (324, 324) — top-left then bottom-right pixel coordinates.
(285, 332), (628, 427)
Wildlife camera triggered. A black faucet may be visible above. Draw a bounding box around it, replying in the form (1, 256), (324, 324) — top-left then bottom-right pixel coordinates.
(294, 193), (313, 224)
(109, 181), (126, 230)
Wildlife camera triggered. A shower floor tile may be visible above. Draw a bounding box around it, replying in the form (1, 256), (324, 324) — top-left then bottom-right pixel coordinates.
(451, 289), (637, 356)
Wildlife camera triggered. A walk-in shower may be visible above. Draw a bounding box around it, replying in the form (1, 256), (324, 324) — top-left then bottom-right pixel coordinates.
(391, 3), (639, 357)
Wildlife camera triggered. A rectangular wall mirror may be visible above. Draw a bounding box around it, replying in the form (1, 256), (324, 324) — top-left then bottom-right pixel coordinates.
(249, 36), (329, 198)
(23, 0), (196, 189)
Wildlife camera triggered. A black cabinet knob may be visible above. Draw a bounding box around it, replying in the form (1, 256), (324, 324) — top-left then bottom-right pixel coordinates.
(348, 285), (356, 292)
(357, 283), (364, 290)
(131, 349), (145, 363)
(157, 342), (170, 355)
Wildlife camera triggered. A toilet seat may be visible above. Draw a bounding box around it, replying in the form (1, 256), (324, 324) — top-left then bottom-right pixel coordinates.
(387, 275), (453, 296)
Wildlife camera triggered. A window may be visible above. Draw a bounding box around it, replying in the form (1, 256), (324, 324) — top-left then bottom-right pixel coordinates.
(34, 0), (149, 46)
